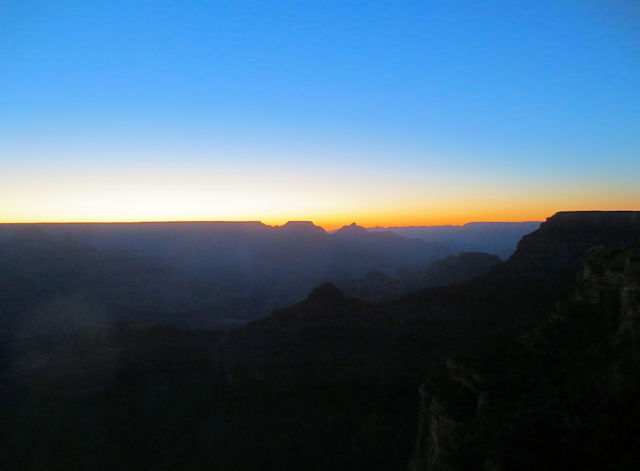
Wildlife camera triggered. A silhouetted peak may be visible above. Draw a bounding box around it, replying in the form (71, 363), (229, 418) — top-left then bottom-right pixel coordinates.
(277, 221), (326, 235)
(335, 223), (368, 236)
(306, 283), (345, 302)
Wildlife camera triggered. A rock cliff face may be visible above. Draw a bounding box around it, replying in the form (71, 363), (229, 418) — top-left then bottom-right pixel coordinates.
(501, 211), (640, 281)
(576, 245), (640, 336)
(411, 388), (460, 471)
(410, 240), (640, 471)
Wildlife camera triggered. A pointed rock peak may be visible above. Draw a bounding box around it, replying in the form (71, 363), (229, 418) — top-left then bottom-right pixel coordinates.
(306, 283), (346, 302)
(278, 221), (326, 235)
(335, 222), (368, 235)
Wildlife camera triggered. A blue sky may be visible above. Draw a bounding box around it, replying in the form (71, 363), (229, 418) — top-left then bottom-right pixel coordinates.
(1, 1), (639, 227)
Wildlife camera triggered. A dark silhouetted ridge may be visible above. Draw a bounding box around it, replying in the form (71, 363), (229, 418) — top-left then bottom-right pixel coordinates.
(306, 282), (345, 302)
(335, 222), (369, 236)
(490, 210), (640, 291)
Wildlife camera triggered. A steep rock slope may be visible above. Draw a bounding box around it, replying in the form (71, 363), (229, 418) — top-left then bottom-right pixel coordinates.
(410, 241), (640, 471)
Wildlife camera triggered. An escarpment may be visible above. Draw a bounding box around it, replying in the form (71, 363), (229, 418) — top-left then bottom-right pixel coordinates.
(575, 245), (640, 336)
(410, 240), (640, 471)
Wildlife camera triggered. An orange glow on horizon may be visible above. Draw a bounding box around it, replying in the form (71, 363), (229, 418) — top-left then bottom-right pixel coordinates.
(2, 170), (638, 231)
(0, 209), (631, 231)
(2, 198), (638, 230)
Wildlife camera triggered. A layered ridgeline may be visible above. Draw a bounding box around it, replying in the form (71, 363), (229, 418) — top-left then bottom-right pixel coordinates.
(0, 221), (450, 329)
(370, 221), (541, 259)
(1, 212), (639, 470)
(0, 220), (535, 329)
(335, 252), (502, 302)
(220, 211), (640, 469)
(225, 211), (640, 377)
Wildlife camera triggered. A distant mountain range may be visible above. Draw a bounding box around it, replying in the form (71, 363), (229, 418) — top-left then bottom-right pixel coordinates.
(369, 221), (541, 259)
(0, 221), (450, 328)
(222, 211), (640, 380)
(0, 220), (537, 328)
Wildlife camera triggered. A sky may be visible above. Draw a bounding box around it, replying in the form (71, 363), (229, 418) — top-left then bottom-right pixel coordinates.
(1, 0), (639, 229)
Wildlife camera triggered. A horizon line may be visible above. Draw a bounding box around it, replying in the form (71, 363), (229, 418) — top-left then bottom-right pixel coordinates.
(0, 217), (548, 231)
(5, 211), (638, 231)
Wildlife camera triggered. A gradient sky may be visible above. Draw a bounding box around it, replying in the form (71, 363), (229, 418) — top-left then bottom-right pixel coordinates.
(1, 1), (639, 229)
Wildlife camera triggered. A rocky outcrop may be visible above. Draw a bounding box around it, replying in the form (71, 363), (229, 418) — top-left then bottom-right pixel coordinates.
(410, 240), (640, 470)
(575, 245), (640, 336)
(502, 211), (640, 280)
(411, 387), (461, 471)
(454, 211), (640, 309)
(410, 360), (485, 471)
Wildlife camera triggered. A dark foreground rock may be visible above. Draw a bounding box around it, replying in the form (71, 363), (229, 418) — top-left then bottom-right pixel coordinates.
(410, 241), (640, 471)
